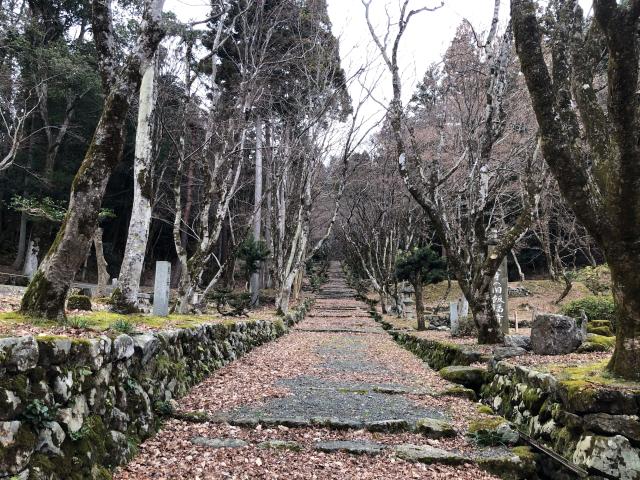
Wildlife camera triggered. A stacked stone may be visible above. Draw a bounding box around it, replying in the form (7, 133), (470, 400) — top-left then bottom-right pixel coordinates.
(483, 361), (640, 479)
(0, 300), (311, 479)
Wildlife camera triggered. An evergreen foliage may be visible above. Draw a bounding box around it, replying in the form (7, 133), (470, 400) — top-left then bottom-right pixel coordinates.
(395, 247), (447, 286)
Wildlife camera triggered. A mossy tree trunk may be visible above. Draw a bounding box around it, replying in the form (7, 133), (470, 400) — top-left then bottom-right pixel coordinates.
(512, 0), (640, 379)
(607, 249), (640, 379)
(19, 0), (165, 321)
(470, 291), (502, 344)
(250, 117), (263, 307)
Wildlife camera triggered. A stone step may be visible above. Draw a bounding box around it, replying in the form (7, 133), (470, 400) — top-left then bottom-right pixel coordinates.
(177, 412), (456, 438)
(187, 435), (537, 478)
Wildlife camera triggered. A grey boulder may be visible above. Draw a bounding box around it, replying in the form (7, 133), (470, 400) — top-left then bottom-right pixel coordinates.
(531, 314), (586, 355)
(504, 334), (531, 351)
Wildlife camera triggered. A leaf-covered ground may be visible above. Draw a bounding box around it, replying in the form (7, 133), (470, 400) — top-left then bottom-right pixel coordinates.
(114, 270), (503, 479)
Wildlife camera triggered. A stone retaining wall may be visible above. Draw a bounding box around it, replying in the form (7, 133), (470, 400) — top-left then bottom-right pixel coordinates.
(371, 310), (489, 371)
(0, 301), (311, 480)
(483, 360), (640, 480)
(388, 331), (488, 371)
(371, 310), (640, 479)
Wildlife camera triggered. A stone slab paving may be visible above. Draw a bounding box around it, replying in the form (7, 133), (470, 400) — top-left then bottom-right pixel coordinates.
(114, 263), (525, 479)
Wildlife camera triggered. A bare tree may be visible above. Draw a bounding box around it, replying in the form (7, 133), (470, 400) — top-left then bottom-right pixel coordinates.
(339, 143), (421, 314)
(364, 0), (541, 343)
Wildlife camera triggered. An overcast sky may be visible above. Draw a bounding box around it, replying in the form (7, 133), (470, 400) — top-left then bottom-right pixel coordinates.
(165, 0), (508, 106)
(162, 0), (590, 148)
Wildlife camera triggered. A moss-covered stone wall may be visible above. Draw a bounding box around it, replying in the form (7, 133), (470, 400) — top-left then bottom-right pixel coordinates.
(0, 300), (311, 480)
(370, 308), (489, 371)
(372, 308), (640, 479)
(482, 360), (640, 479)
(389, 331), (489, 371)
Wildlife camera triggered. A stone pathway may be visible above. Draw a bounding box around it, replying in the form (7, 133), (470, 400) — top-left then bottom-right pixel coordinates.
(114, 264), (526, 479)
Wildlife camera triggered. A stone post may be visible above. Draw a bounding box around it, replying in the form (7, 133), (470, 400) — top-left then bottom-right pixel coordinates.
(450, 301), (459, 335)
(153, 261), (171, 316)
(458, 296), (469, 317)
(401, 283), (416, 319)
(488, 230), (509, 334)
(22, 238), (39, 279)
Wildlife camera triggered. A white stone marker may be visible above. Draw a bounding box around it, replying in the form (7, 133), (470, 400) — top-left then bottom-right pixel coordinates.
(153, 261), (171, 316)
(23, 239), (39, 279)
(458, 297), (469, 317)
(450, 301), (459, 334)
(488, 230), (509, 334)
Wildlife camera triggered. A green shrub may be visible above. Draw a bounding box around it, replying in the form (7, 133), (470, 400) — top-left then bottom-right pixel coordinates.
(110, 318), (135, 334)
(207, 289), (251, 316)
(67, 294), (92, 311)
(576, 265), (611, 295)
(454, 315), (478, 337)
(68, 317), (90, 329)
(561, 295), (615, 321)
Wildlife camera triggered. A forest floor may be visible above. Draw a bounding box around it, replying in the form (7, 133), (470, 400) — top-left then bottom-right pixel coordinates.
(113, 266), (516, 479)
(420, 278), (593, 319)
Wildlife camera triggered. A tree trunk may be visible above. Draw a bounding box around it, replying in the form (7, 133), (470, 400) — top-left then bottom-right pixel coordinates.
(19, 0), (164, 320)
(380, 292), (388, 314)
(471, 292), (503, 344)
(511, 249), (525, 282)
(12, 213), (28, 270)
(607, 253), (640, 380)
(293, 268), (303, 300)
(94, 228), (109, 297)
(20, 91), (131, 320)
(555, 272), (573, 305)
(414, 277), (425, 331)
(111, 55), (158, 313)
(13, 113), (36, 270)
(250, 117), (263, 306)
(263, 121), (273, 289)
(277, 277), (293, 315)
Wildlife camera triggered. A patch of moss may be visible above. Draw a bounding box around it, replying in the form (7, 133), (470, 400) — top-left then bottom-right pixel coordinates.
(590, 319), (612, 328)
(438, 386), (477, 401)
(0, 311), (60, 331)
(521, 387), (545, 414)
(547, 359), (639, 389)
(468, 416), (505, 434)
(272, 318), (286, 335)
(0, 374), (29, 401)
(476, 404), (494, 415)
(154, 354), (187, 379)
(66, 311), (214, 332)
(587, 325), (614, 337)
(540, 360), (640, 412)
(0, 311), (27, 322)
(0, 423), (36, 476)
(36, 334), (72, 342)
(510, 445), (534, 461)
(67, 295), (92, 312)
(577, 334), (616, 353)
(337, 387), (368, 395)
(31, 415), (110, 479)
